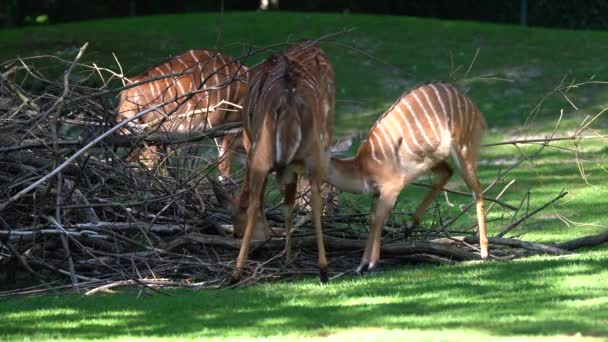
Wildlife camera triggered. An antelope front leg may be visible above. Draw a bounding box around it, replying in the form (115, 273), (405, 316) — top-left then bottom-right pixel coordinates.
(356, 194), (379, 273)
(310, 177), (328, 283)
(367, 193), (397, 271)
(216, 134), (236, 182)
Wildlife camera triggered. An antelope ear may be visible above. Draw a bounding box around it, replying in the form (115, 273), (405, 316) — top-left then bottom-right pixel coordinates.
(209, 177), (238, 211)
(330, 135), (353, 155)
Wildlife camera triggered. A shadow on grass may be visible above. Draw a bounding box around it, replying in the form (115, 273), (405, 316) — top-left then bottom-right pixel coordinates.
(1, 253), (607, 340)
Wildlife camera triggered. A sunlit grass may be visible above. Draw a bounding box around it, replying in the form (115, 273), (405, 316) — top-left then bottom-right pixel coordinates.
(1, 251), (607, 341)
(0, 11), (607, 341)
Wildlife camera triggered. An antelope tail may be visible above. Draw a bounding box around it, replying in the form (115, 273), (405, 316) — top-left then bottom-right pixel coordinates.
(275, 107), (302, 168)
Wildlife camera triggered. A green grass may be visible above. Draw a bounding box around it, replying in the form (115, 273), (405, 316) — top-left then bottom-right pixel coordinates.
(1, 11), (607, 341)
(1, 251), (607, 341)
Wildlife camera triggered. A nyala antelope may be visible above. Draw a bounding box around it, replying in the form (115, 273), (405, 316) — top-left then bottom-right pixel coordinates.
(116, 49), (248, 179)
(221, 42), (335, 284)
(326, 82), (488, 272)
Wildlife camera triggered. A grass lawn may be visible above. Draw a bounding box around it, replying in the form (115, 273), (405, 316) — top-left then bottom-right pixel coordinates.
(1, 11), (607, 341)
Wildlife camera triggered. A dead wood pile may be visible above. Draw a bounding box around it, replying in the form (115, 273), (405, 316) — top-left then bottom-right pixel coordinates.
(0, 44), (606, 297)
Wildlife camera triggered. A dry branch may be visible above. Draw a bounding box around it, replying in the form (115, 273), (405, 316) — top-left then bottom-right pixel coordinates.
(554, 230), (608, 250)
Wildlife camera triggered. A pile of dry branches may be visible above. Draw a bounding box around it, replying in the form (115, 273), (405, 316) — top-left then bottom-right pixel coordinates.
(1, 43), (606, 297)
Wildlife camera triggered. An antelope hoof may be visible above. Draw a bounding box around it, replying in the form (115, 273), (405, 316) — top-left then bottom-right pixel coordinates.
(218, 175), (233, 185)
(355, 262), (369, 274)
(481, 250), (489, 261)
(319, 267), (329, 284)
(229, 271), (241, 285)
(367, 262), (379, 274)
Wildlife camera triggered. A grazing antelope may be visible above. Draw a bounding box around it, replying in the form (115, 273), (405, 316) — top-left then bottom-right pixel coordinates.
(325, 83), (488, 272)
(227, 41), (335, 283)
(116, 49), (248, 179)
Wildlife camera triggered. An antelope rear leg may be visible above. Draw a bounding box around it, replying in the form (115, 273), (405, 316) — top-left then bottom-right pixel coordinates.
(456, 155), (488, 259)
(231, 169), (268, 284)
(412, 162), (453, 225)
(283, 177), (298, 264)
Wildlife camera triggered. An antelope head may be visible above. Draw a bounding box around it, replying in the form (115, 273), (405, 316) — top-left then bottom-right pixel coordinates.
(210, 179), (271, 240)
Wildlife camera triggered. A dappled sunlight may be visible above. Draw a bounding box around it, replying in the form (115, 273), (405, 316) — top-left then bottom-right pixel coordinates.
(1, 251), (607, 340)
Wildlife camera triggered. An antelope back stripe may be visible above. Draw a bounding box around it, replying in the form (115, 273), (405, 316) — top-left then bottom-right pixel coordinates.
(407, 92), (439, 146)
(410, 91), (440, 143)
(117, 49), (248, 131)
(361, 82), (485, 165)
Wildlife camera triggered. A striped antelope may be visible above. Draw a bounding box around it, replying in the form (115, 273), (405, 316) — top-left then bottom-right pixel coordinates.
(116, 49), (248, 179)
(326, 83), (488, 272)
(225, 41), (335, 284)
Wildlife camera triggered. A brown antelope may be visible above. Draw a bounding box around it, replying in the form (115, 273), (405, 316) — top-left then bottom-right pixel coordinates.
(326, 82), (488, 272)
(227, 41), (335, 283)
(116, 49), (248, 179)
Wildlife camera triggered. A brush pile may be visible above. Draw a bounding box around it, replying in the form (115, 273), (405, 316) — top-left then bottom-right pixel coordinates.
(1, 44), (606, 297)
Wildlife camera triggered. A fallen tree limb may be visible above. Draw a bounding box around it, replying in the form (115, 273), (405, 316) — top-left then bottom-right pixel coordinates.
(554, 230), (608, 250)
(164, 233), (481, 260)
(0, 122), (243, 153)
(84, 278), (213, 296)
(432, 236), (572, 255)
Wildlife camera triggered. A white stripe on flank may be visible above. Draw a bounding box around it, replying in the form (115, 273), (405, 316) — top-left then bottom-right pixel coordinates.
(411, 92), (440, 142)
(377, 119), (396, 147)
(225, 65), (233, 101)
(420, 87), (445, 132)
(217, 54), (226, 69)
(438, 84), (454, 132)
(385, 113), (415, 157)
(189, 68), (195, 93)
(368, 133), (381, 162)
(218, 54), (229, 101)
(235, 78), (240, 101)
(463, 95), (470, 133)
(211, 58), (219, 104)
(467, 97), (477, 134)
(394, 103), (424, 153)
(455, 91), (463, 133)
(189, 50), (200, 63)
(147, 82), (155, 102)
(175, 76), (186, 97)
(429, 84), (448, 129)
(176, 57), (189, 70)
(373, 124), (392, 159)
(156, 65), (172, 99)
(151, 80), (161, 102)
(403, 98), (434, 147)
